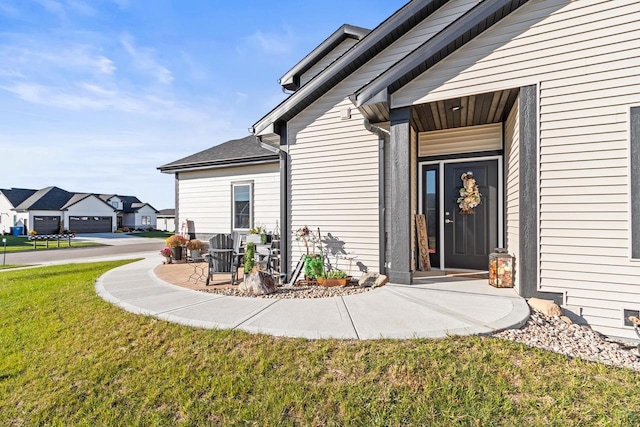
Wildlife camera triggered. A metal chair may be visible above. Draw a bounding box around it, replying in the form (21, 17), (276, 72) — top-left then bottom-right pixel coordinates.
(205, 232), (242, 285)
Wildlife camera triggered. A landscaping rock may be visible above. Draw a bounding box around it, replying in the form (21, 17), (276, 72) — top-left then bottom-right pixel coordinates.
(527, 297), (562, 317)
(242, 271), (277, 296)
(358, 272), (388, 288)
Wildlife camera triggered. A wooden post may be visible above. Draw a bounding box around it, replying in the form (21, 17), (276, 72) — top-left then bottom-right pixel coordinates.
(415, 214), (431, 271)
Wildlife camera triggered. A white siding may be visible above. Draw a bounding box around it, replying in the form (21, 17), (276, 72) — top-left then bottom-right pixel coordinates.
(178, 163), (280, 237)
(504, 99), (520, 293)
(419, 123), (502, 157)
(393, 0), (640, 339)
(287, 0), (479, 277)
(0, 194), (15, 234)
(299, 38), (359, 87)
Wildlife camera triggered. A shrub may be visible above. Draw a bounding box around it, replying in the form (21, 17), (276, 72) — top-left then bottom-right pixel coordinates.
(165, 234), (188, 248)
(187, 239), (204, 250)
(304, 255), (324, 280)
(244, 242), (256, 273)
(325, 269), (347, 279)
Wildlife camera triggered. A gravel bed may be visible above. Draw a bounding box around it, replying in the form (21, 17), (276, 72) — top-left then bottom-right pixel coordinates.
(494, 309), (640, 372)
(198, 283), (373, 299)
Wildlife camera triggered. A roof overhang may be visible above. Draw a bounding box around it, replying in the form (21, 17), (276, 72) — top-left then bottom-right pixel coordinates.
(252, 0), (449, 136)
(158, 156), (280, 174)
(279, 24), (370, 91)
(352, 0), (530, 122)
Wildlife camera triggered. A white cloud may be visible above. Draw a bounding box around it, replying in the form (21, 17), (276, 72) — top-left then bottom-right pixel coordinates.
(120, 34), (174, 85)
(248, 29), (294, 56)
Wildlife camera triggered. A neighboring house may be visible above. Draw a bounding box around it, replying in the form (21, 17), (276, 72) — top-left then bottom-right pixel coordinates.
(0, 188), (37, 234)
(99, 195), (159, 230)
(158, 135), (280, 240)
(0, 186), (157, 233)
(251, 0), (640, 340)
(156, 209), (176, 232)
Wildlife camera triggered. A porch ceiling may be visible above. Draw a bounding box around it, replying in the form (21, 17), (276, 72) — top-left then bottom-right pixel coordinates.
(411, 88), (519, 132)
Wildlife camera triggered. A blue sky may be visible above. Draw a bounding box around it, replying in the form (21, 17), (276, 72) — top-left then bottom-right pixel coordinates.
(0, 0), (406, 209)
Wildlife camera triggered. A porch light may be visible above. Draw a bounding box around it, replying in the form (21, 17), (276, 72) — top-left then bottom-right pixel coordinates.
(489, 248), (514, 288)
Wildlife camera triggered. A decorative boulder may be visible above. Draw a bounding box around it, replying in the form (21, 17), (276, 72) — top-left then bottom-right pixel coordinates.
(242, 270), (277, 296)
(358, 272), (389, 288)
(527, 297), (562, 317)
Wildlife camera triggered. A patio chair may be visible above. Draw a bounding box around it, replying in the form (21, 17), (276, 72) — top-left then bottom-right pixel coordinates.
(205, 232), (242, 285)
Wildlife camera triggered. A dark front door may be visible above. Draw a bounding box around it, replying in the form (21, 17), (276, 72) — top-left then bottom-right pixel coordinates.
(443, 160), (498, 270)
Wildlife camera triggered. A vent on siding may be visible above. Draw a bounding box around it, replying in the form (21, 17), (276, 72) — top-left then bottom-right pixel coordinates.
(623, 309), (640, 327)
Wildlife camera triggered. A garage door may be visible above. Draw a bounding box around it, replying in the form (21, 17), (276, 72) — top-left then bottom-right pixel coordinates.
(69, 216), (112, 233)
(34, 216), (61, 234)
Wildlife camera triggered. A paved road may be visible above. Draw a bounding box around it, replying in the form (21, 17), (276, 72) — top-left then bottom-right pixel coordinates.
(3, 236), (165, 265)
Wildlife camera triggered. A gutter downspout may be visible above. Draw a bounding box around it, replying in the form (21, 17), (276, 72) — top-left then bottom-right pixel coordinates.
(363, 119), (390, 275)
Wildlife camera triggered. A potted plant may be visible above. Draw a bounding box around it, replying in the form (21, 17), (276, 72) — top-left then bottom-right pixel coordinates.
(187, 239), (204, 259)
(160, 247), (172, 264)
(317, 269), (350, 287)
(247, 225), (266, 244)
(165, 234), (188, 261)
(303, 254), (324, 282)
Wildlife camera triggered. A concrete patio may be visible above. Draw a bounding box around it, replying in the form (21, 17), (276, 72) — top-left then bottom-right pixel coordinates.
(96, 257), (530, 340)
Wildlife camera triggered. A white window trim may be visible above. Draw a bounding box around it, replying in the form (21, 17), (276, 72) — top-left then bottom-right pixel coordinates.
(231, 181), (254, 232)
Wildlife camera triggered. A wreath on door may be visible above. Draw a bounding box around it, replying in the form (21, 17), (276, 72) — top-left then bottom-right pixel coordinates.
(457, 171), (481, 214)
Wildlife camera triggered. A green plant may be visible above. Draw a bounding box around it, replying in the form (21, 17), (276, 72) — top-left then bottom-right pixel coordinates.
(304, 254), (324, 279)
(244, 242), (256, 272)
(165, 234), (187, 248)
(187, 239), (204, 250)
(324, 269), (347, 279)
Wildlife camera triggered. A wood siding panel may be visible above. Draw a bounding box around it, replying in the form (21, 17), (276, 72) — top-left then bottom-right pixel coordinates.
(392, 0), (640, 339)
(178, 163), (280, 237)
(418, 123), (502, 157)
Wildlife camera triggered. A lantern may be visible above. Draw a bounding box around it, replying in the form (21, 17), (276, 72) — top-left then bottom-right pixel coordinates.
(489, 248), (514, 288)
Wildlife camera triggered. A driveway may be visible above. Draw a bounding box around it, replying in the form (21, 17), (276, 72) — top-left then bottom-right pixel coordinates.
(4, 234), (166, 266)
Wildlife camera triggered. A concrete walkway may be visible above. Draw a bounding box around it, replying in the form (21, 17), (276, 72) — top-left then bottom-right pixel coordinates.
(96, 257), (530, 340)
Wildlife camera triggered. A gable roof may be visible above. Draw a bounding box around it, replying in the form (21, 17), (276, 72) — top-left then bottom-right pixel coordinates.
(352, 0), (530, 118)
(253, 0), (531, 135)
(0, 188), (37, 208)
(279, 24), (370, 92)
(131, 202), (159, 214)
(252, 0), (450, 135)
(157, 208), (175, 217)
(157, 135), (279, 173)
(14, 186), (73, 211)
(60, 193), (117, 211)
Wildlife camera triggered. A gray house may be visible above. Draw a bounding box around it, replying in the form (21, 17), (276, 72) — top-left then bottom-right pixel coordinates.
(252, 0), (640, 340)
(158, 135), (280, 240)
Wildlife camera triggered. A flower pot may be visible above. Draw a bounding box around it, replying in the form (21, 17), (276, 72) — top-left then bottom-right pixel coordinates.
(164, 256), (172, 264)
(246, 234), (262, 244)
(190, 249), (201, 260)
(317, 277), (349, 287)
(171, 246), (183, 261)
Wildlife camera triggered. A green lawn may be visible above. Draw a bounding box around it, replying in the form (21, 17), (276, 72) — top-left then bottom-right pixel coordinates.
(0, 235), (103, 252)
(0, 264), (28, 270)
(1, 262), (639, 425)
(128, 231), (174, 239)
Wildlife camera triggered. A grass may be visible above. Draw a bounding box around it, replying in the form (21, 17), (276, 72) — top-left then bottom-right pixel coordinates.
(0, 264), (28, 270)
(1, 262), (640, 425)
(0, 235), (102, 252)
(128, 231), (173, 239)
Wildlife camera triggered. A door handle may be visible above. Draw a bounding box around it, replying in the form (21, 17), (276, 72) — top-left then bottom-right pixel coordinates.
(445, 219), (454, 224)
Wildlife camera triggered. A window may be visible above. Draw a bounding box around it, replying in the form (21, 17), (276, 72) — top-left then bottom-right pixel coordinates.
(232, 182), (253, 231)
(141, 216), (151, 226)
(631, 106), (640, 258)
(112, 201), (118, 208)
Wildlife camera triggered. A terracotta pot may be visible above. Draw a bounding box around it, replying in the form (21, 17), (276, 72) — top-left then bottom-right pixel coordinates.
(317, 277), (349, 287)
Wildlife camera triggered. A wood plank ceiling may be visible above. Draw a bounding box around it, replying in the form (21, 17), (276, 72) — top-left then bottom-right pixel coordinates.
(410, 88), (519, 132)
